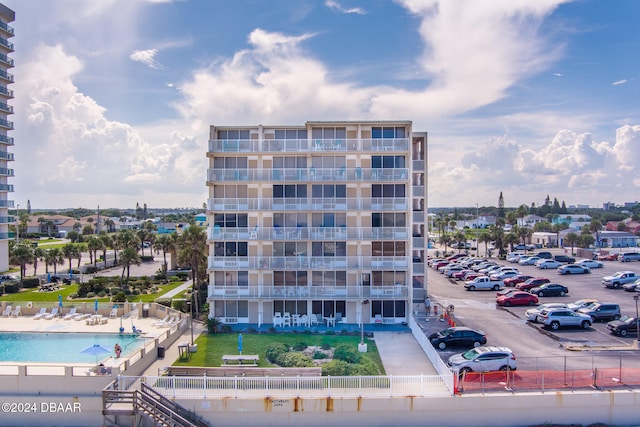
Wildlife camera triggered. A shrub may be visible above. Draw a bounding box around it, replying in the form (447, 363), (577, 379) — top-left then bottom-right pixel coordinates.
(220, 324), (233, 333)
(333, 344), (362, 364)
(321, 360), (353, 376)
(140, 255), (154, 262)
(86, 292), (96, 298)
(206, 317), (221, 334)
(21, 277), (41, 289)
(3, 281), (20, 294)
(324, 330), (336, 336)
(279, 352), (314, 368)
(97, 291), (107, 297)
(169, 276), (182, 282)
(265, 343), (289, 363)
(313, 351), (327, 360)
(292, 342), (307, 351)
(112, 292), (127, 303)
(172, 299), (187, 312)
(350, 359), (381, 376)
(85, 266), (98, 274)
(320, 342), (332, 351)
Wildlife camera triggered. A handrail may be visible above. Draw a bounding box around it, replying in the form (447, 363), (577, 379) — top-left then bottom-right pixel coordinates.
(139, 383), (209, 427)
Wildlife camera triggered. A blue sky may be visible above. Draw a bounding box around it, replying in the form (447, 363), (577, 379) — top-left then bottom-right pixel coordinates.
(5, 0), (640, 209)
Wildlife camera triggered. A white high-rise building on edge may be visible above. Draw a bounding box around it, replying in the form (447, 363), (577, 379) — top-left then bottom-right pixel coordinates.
(0, 3), (14, 272)
(206, 121), (427, 326)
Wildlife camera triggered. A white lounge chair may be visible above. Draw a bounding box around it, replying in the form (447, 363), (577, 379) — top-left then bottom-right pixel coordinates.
(109, 308), (118, 318)
(45, 307), (59, 320)
(1, 306), (12, 317)
(74, 313), (91, 321)
(152, 315), (170, 327)
(33, 308), (48, 319)
(62, 307), (77, 320)
(10, 306), (21, 317)
(155, 316), (177, 328)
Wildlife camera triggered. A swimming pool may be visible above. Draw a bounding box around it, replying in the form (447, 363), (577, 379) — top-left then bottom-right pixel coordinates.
(0, 332), (145, 363)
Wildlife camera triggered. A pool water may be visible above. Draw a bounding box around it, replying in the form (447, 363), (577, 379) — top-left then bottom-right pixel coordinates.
(0, 332), (144, 363)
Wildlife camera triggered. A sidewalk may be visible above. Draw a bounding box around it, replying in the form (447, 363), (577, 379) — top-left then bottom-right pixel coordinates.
(142, 320), (207, 377)
(374, 331), (438, 375)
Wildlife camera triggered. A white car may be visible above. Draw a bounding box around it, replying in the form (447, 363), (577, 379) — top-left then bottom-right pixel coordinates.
(519, 256), (541, 266)
(447, 346), (517, 375)
(525, 303), (568, 322)
(490, 270), (520, 281)
(576, 259), (604, 269)
(567, 299), (598, 311)
(536, 259), (562, 269)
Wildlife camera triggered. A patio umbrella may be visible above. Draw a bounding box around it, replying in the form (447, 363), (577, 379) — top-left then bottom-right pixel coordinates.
(80, 344), (111, 363)
(238, 333), (243, 355)
(94, 298), (99, 314)
(58, 294), (63, 309)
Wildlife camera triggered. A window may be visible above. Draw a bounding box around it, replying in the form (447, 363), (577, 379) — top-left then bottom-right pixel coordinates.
(273, 184), (307, 198)
(214, 271), (248, 287)
(372, 242), (406, 256)
(372, 184), (405, 198)
(310, 156), (346, 168)
(372, 271), (406, 287)
(371, 156), (405, 168)
(274, 271), (307, 287)
(274, 129), (308, 139)
(214, 300), (249, 318)
(274, 242), (306, 256)
(312, 242), (346, 257)
(214, 214), (248, 228)
(217, 129), (251, 140)
(273, 156), (307, 168)
(213, 157), (248, 169)
(311, 184), (346, 198)
(372, 213), (406, 227)
(213, 185), (248, 198)
(371, 127), (405, 139)
(312, 213), (346, 227)
(371, 300), (406, 318)
(214, 241), (248, 257)
(311, 300), (346, 318)
(311, 127), (346, 139)
(273, 213), (307, 227)
(274, 300), (307, 315)
(311, 271), (346, 286)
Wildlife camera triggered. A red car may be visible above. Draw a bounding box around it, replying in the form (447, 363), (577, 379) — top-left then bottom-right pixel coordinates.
(452, 269), (473, 280)
(433, 260), (450, 270)
(496, 291), (539, 307)
(503, 274), (533, 287)
(463, 272), (485, 281)
(516, 277), (551, 291)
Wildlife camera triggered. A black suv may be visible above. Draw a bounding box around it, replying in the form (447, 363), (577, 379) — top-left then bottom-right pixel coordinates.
(429, 327), (487, 350)
(554, 255), (576, 264)
(578, 303), (621, 322)
(537, 252), (553, 259)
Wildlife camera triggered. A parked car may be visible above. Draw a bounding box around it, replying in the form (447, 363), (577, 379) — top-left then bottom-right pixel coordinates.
(536, 259), (562, 270)
(525, 303), (568, 322)
(554, 255), (576, 264)
(538, 308), (592, 330)
(622, 279), (640, 292)
(514, 244), (535, 251)
(594, 252), (618, 261)
(516, 277), (551, 291)
(496, 291), (539, 307)
(503, 274), (533, 287)
(506, 252), (525, 263)
(0, 274), (19, 283)
(447, 346), (517, 375)
(464, 276), (503, 291)
(529, 283), (569, 297)
(490, 270), (520, 281)
(557, 264), (591, 275)
(607, 316), (639, 337)
(618, 252), (640, 262)
(602, 271), (638, 289)
(452, 269), (474, 280)
(536, 252), (553, 259)
(578, 303), (621, 322)
(428, 327), (487, 350)
(576, 259), (604, 269)
(567, 299), (598, 311)
(519, 256), (541, 266)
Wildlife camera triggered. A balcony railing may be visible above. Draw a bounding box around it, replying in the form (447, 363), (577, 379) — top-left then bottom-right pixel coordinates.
(208, 138), (409, 153)
(207, 226), (409, 241)
(0, 53), (13, 66)
(0, 134), (13, 145)
(207, 197), (408, 212)
(0, 119), (13, 129)
(0, 183), (13, 191)
(0, 86), (13, 98)
(0, 102), (12, 113)
(206, 167), (409, 183)
(207, 255), (409, 270)
(0, 150), (13, 160)
(0, 21), (14, 36)
(207, 284), (410, 300)
(0, 199), (14, 207)
(0, 37), (14, 51)
(0, 69), (13, 82)
(0, 167), (13, 176)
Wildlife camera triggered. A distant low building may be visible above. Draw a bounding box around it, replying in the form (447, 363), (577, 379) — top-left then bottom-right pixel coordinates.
(596, 231), (639, 248)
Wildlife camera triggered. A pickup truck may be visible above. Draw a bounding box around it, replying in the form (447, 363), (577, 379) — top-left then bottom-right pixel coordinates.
(464, 276), (504, 291)
(602, 271), (638, 289)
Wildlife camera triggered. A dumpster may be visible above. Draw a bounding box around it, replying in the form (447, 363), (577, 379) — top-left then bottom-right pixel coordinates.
(157, 346), (165, 358)
(142, 304), (149, 318)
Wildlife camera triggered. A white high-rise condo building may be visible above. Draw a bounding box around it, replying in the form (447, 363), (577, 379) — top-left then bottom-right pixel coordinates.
(0, 3), (14, 272)
(206, 121), (427, 326)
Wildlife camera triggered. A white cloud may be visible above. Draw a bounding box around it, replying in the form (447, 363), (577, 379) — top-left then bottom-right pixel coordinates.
(130, 48), (163, 69)
(325, 0), (367, 15)
(553, 73), (563, 77)
(612, 79), (627, 85)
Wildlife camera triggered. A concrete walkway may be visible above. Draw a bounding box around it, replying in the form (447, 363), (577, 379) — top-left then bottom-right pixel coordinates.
(374, 331), (438, 375)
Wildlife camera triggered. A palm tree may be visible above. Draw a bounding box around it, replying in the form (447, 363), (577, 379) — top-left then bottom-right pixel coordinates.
(62, 243), (76, 274)
(565, 232), (579, 255)
(99, 234), (114, 267)
(10, 244), (33, 281)
(489, 225), (506, 257)
(177, 224), (208, 318)
(504, 233), (519, 252)
(75, 243), (86, 268)
(86, 236), (102, 266)
(73, 221), (82, 232)
(45, 220), (54, 237)
(46, 248), (64, 274)
(103, 218), (115, 233)
(137, 229), (151, 256)
(119, 246), (141, 286)
(453, 230), (466, 253)
(32, 247), (45, 276)
(589, 219), (603, 248)
(155, 233), (175, 273)
(479, 232), (493, 256)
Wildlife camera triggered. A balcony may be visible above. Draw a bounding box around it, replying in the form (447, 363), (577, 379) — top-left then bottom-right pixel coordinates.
(0, 53), (13, 67)
(206, 167), (409, 183)
(0, 119), (13, 130)
(0, 69), (13, 82)
(208, 138), (409, 154)
(206, 284), (409, 300)
(0, 37), (13, 52)
(207, 255), (409, 271)
(0, 135), (13, 145)
(0, 183), (14, 192)
(207, 226), (409, 241)
(0, 102), (12, 113)
(0, 199), (14, 207)
(0, 86), (13, 98)
(0, 21), (14, 36)
(0, 167), (13, 176)
(0, 150), (13, 160)
(0, 216), (12, 223)
(207, 197), (410, 212)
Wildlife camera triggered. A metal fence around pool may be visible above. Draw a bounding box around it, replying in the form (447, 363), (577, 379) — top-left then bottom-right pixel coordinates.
(117, 374), (451, 399)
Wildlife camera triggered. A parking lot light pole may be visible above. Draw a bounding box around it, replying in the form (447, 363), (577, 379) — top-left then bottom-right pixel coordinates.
(475, 203), (479, 257)
(634, 295), (639, 344)
(359, 300), (370, 352)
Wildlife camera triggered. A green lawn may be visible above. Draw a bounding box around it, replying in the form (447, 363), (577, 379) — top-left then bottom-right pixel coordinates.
(174, 333), (385, 374)
(0, 281), (185, 303)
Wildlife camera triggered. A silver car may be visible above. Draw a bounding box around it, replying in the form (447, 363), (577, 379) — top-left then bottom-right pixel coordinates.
(447, 346), (517, 375)
(525, 303), (568, 322)
(538, 308), (592, 330)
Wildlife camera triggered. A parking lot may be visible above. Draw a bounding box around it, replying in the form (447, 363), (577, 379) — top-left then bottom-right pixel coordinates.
(424, 250), (640, 372)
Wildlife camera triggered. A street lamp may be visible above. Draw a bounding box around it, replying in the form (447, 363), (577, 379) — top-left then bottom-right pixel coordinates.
(634, 295), (639, 343)
(15, 203), (19, 243)
(359, 300), (370, 352)
(475, 203), (479, 257)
